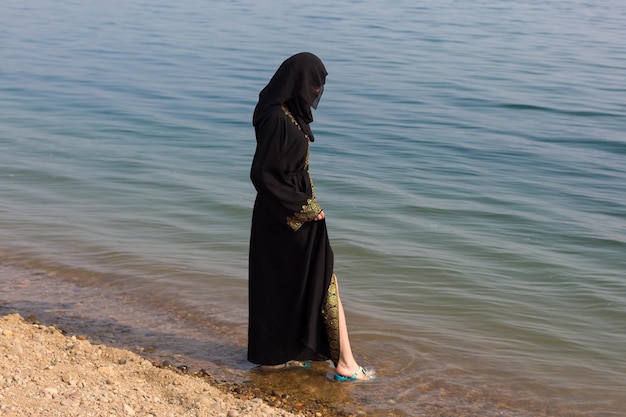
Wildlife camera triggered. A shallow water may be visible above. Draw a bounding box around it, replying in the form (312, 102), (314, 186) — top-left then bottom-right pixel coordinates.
(2, 0), (626, 415)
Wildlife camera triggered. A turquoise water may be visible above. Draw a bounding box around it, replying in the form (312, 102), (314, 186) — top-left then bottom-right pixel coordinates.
(2, 0), (625, 415)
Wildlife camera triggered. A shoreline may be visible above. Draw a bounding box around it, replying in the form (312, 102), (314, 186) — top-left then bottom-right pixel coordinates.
(0, 313), (347, 417)
(0, 262), (366, 416)
(4, 260), (620, 416)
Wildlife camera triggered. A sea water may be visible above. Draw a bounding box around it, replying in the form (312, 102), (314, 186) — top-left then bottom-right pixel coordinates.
(1, 0), (625, 415)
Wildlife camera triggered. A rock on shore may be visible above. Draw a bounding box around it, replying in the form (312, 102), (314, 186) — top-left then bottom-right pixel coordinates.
(0, 314), (299, 417)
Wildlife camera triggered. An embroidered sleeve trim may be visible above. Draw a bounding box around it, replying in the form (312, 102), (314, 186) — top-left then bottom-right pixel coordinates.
(286, 198), (322, 231)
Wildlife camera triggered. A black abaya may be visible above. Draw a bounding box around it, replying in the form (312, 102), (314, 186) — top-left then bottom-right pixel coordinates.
(248, 53), (339, 366)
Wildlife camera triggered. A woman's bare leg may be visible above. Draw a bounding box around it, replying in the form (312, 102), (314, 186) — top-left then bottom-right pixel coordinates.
(332, 280), (375, 380)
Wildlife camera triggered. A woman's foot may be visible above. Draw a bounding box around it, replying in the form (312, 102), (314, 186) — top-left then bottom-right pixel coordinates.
(258, 360), (311, 372)
(334, 365), (378, 382)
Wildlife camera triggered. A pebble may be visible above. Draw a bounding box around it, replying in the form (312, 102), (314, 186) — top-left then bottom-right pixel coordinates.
(26, 315), (40, 325)
(10, 341), (23, 356)
(98, 366), (115, 376)
(60, 399), (79, 407)
(43, 387), (59, 399)
(123, 403), (136, 415)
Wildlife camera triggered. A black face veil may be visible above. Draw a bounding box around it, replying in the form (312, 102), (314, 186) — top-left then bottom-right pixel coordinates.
(311, 85), (324, 109)
(253, 52), (328, 141)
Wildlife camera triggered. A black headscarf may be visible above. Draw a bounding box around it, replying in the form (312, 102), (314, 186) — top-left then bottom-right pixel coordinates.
(253, 52), (327, 141)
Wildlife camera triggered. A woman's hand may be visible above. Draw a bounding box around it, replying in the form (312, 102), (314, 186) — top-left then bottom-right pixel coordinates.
(314, 210), (325, 221)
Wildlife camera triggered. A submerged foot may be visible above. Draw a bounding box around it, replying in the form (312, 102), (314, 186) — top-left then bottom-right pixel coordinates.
(258, 360), (311, 372)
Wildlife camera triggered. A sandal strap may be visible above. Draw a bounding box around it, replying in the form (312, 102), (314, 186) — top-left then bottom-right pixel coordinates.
(351, 366), (366, 378)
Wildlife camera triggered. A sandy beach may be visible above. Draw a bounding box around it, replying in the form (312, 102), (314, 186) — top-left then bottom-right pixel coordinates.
(0, 313), (328, 417)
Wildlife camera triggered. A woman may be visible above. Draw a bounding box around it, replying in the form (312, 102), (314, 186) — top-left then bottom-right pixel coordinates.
(248, 52), (376, 381)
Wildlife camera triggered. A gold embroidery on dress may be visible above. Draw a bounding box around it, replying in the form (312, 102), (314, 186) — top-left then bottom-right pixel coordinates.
(322, 273), (340, 366)
(281, 104), (310, 141)
(286, 198), (322, 231)
(281, 104), (322, 231)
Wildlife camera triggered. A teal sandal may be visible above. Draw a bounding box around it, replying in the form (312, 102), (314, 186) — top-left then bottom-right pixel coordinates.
(334, 366), (378, 382)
